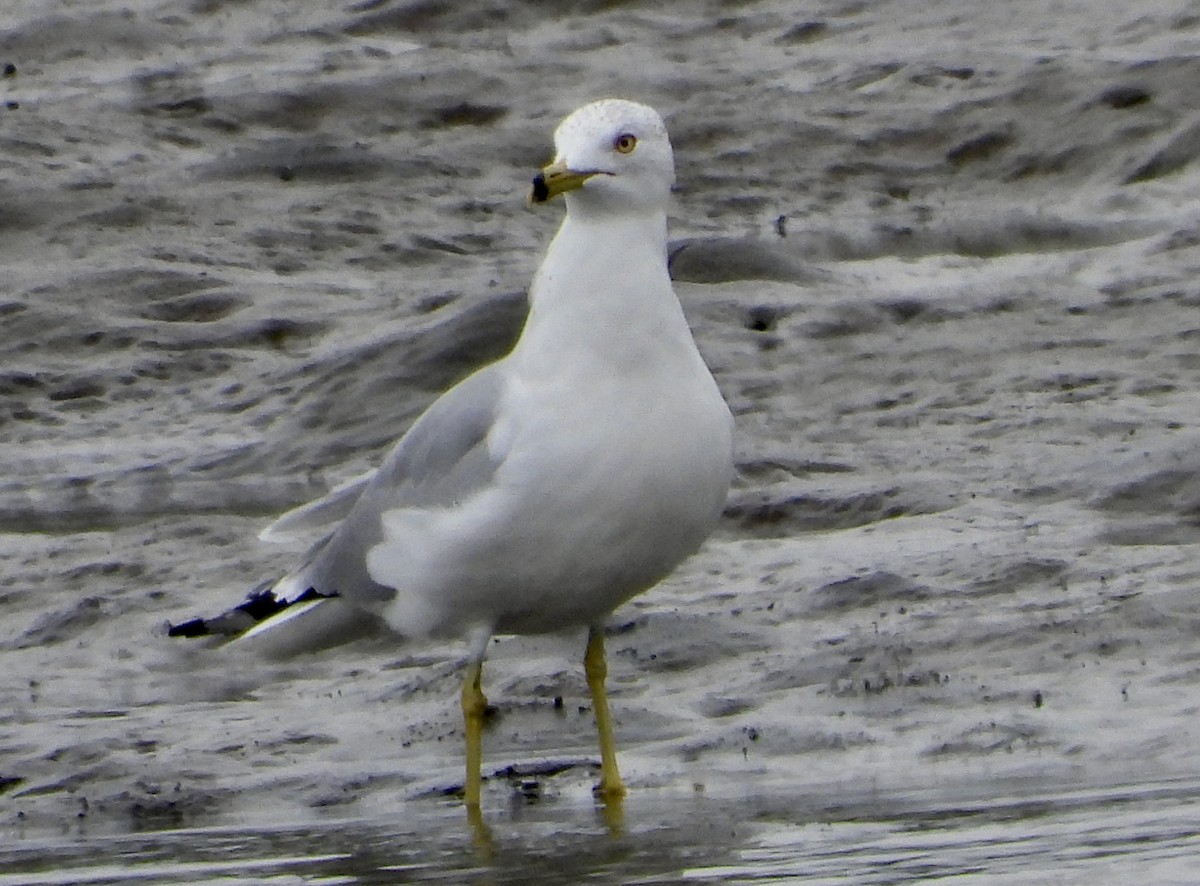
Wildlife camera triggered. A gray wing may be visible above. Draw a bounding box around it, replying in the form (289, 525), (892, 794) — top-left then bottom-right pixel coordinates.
(295, 364), (506, 605)
(259, 471), (374, 542)
(370, 364), (504, 509)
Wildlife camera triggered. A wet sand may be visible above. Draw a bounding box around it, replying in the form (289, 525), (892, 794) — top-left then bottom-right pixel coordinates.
(3, 0), (1200, 879)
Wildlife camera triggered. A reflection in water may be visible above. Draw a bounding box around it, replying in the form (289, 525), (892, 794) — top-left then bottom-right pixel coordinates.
(463, 766), (625, 859)
(3, 776), (1200, 884)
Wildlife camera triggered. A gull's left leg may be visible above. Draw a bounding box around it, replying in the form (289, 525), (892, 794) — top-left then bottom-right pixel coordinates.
(461, 656), (488, 810)
(584, 626), (626, 800)
(461, 627), (493, 813)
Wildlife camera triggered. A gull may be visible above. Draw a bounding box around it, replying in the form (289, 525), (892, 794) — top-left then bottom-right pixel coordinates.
(170, 99), (734, 814)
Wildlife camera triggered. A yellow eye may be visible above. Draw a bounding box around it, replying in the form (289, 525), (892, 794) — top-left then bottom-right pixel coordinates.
(614, 133), (637, 154)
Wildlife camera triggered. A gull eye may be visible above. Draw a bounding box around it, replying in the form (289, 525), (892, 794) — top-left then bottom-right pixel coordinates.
(613, 133), (637, 154)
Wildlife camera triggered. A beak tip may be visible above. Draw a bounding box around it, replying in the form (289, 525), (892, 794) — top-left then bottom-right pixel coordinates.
(529, 173), (550, 204)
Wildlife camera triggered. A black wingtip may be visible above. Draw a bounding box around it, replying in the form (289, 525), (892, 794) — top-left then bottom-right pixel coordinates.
(235, 588), (292, 622)
(167, 618), (211, 638)
(168, 587), (340, 640)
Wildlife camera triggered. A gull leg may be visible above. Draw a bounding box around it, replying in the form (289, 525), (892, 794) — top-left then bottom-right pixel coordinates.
(461, 656), (488, 811)
(585, 627), (626, 800)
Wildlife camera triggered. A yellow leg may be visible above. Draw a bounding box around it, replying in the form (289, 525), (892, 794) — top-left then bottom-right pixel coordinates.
(461, 658), (488, 810)
(585, 628), (626, 800)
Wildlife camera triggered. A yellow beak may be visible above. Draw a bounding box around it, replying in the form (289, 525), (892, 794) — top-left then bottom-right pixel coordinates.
(529, 160), (601, 204)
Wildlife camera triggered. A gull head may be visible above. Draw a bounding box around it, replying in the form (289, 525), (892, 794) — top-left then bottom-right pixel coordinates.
(529, 99), (674, 216)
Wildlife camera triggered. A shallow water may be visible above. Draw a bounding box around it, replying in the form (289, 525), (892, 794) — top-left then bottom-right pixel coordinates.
(6, 776), (1200, 884)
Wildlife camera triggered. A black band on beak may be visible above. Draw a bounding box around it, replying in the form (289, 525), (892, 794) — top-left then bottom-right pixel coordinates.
(530, 173), (550, 203)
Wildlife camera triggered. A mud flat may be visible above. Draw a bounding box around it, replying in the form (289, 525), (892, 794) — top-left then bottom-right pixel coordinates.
(3, 0), (1200, 880)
